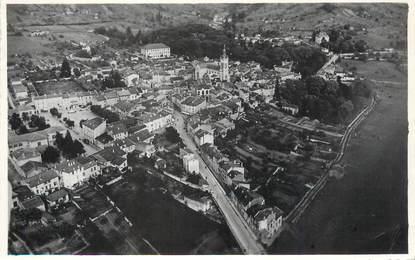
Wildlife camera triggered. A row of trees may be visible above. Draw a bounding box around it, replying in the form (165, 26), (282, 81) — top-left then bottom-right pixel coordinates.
(90, 105), (120, 123)
(92, 23), (328, 78)
(56, 131), (85, 159)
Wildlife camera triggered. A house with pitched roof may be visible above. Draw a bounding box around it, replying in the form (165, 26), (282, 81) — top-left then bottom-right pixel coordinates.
(23, 169), (61, 196)
(11, 148), (41, 166)
(8, 126), (66, 152)
(46, 189), (70, 208)
(107, 122), (128, 140)
(83, 117), (106, 144)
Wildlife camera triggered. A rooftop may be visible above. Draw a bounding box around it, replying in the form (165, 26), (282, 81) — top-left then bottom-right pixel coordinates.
(21, 196), (44, 209)
(25, 169), (59, 188)
(12, 148), (40, 161)
(141, 43), (170, 50)
(46, 189), (69, 202)
(83, 117), (105, 130)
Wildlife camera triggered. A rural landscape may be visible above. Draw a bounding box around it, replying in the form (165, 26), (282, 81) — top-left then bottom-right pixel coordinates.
(7, 3), (407, 255)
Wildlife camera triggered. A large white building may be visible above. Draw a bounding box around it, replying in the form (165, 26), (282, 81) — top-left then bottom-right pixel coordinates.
(138, 110), (172, 133)
(32, 91), (95, 111)
(141, 43), (170, 59)
(180, 148), (200, 174)
(55, 157), (101, 189)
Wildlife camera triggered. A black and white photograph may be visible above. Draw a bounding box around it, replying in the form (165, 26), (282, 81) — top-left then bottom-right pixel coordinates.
(4, 2), (410, 256)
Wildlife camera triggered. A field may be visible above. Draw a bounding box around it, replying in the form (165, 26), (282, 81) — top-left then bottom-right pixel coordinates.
(7, 35), (52, 58)
(34, 80), (85, 96)
(340, 60), (406, 83)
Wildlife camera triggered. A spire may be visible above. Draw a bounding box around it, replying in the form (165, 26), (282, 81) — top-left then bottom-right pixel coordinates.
(222, 44), (227, 57)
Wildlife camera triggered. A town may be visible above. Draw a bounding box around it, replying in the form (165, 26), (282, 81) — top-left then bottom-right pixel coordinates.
(7, 4), (407, 255)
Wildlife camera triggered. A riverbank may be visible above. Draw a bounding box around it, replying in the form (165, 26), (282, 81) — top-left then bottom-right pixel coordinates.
(269, 62), (407, 254)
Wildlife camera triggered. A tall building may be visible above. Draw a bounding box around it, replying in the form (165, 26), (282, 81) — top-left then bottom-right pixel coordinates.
(220, 45), (230, 82)
(193, 45), (230, 82)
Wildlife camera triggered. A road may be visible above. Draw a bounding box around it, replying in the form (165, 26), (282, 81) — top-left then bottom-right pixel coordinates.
(41, 111), (100, 156)
(316, 54), (339, 75)
(172, 110), (266, 255)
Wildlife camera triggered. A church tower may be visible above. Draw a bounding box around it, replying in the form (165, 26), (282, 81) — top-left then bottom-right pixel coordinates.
(220, 45), (229, 82)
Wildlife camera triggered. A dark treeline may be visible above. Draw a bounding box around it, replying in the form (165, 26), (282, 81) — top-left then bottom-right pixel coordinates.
(275, 77), (374, 124)
(94, 24), (327, 78)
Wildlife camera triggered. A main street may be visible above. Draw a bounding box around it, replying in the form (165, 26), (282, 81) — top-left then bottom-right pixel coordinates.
(172, 110), (266, 254)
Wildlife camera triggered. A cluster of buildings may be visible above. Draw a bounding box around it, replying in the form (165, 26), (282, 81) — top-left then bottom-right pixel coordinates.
(181, 104), (284, 243)
(8, 40), (311, 248)
(235, 33), (303, 47)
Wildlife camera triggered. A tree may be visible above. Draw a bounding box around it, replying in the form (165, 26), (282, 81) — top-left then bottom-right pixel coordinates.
(64, 130), (74, 149)
(73, 67), (81, 78)
(50, 107), (59, 117)
(354, 39), (367, 52)
(165, 126), (182, 144)
(29, 115), (49, 130)
(73, 140), (85, 156)
(18, 125), (29, 134)
(9, 113), (23, 130)
(60, 57), (71, 78)
(80, 119), (86, 128)
(22, 112), (30, 122)
(41, 146), (60, 163)
(55, 132), (65, 150)
(66, 119), (74, 128)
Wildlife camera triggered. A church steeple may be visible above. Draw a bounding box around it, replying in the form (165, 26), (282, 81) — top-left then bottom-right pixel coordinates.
(220, 44), (229, 82)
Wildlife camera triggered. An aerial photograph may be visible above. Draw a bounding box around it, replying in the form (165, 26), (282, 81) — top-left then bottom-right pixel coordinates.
(6, 3), (408, 255)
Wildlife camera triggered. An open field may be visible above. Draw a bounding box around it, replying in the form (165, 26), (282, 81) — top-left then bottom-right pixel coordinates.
(270, 61), (407, 253)
(34, 80), (84, 95)
(7, 35), (53, 57)
(340, 60), (406, 83)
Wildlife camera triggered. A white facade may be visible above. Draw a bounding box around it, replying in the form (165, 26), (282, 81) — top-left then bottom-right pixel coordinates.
(183, 153), (199, 174)
(142, 112), (172, 132)
(58, 161), (101, 189)
(194, 130), (214, 146)
(141, 44), (170, 59)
